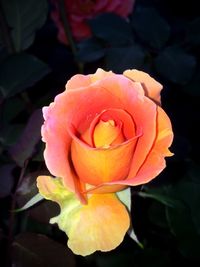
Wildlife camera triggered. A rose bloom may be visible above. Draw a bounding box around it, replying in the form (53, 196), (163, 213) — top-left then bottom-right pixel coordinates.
(37, 69), (173, 256)
(51, 0), (135, 44)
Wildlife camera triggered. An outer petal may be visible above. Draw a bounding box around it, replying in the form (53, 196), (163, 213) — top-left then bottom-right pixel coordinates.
(66, 193), (130, 256)
(123, 69), (163, 105)
(64, 74), (155, 140)
(89, 68), (114, 83)
(125, 106), (173, 185)
(106, 106), (173, 186)
(66, 68), (113, 91)
(42, 71), (121, 197)
(66, 74), (92, 90)
(42, 103), (74, 190)
(37, 175), (72, 202)
(37, 176), (130, 256)
(42, 96), (85, 203)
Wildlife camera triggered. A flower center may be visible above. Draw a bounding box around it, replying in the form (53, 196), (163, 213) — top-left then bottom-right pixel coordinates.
(93, 119), (125, 148)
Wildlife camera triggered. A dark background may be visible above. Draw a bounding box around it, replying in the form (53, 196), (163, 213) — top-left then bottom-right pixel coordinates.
(0, 0), (200, 266)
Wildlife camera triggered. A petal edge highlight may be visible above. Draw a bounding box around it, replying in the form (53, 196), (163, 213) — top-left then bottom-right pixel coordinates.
(123, 69), (163, 105)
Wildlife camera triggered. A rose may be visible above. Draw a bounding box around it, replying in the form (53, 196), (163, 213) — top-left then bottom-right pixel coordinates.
(50, 0), (135, 44)
(37, 68), (173, 256)
(42, 68), (173, 197)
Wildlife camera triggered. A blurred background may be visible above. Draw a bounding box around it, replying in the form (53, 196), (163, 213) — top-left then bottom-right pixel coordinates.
(0, 0), (200, 266)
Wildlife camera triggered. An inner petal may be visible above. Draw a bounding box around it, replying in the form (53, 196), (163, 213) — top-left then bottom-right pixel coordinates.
(90, 109), (136, 146)
(93, 119), (125, 148)
(69, 108), (139, 186)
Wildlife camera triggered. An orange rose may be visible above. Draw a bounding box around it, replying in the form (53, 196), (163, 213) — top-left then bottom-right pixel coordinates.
(51, 0), (135, 44)
(37, 69), (173, 255)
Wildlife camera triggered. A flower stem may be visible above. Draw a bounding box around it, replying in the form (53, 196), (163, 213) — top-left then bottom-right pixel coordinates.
(58, 0), (84, 73)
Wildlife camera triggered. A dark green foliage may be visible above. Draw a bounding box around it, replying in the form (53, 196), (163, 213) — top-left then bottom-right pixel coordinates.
(0, 53), (50, 98)
(155, 46), (196, 84)
(131, 7), (170, 49)
(105, 45), (145, 73)
(89, 13), (133, 46)
(0, 0), (48, 52)
(12, 233), (75, 267)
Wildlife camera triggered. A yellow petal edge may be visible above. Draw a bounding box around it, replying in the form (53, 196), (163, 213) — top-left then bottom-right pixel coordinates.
(37, 176), (130, 256)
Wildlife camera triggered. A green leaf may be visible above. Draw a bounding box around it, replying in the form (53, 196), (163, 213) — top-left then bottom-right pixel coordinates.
(9, 109), (43, 166)
(89, 13), (133, 45)
(116, 187), (131, 211)
(0, 53), (50, 98)
(105, 45), (145, 73)
(14, 193), (44, 212)
(166, 205), (200, 260)
(155, 46), (196, 84)
(1, 0), (48, 52)
(0, 124), (23, 147)
(128, 228), (143, 249)
(138, 191), (182, 208)
(77, 38), (105, 63)
(148, 202), (169, 228)
(131, 8), (170, 49)
(1, 97), (26, 123)
(148, 169), (200, 260)
(166, 172), (200, 236)
(134, 248), (171, 267)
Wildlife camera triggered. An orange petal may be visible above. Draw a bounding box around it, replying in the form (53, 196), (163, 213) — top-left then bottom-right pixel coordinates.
(64, 74), (146, 135)
(65, 75), (157, 185)
(66, 193), (130, 256)
(37, 176), (130, 256)
(37, 175), (71, 202)
(90, 108), (136, 142)
(125, 106), (173, 186)
(42, 101), (74, 190)
(93, 119), (124, 147)
(124, 97), (157, 179)
(66, 74), (92, 90)
(63, 83), (124, 135)
(71, 131), (139, 185)
(89, 68), (114, 83)
(105, 106), (173, 186)
(123, 69), (163, 105)
(66, 68), (113, 91)
(80, 108), (136, 147)
(42, 94), (85, 203)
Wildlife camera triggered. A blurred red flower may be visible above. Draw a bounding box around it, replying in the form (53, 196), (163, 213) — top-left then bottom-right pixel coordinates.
(51, 0), (135, 44)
